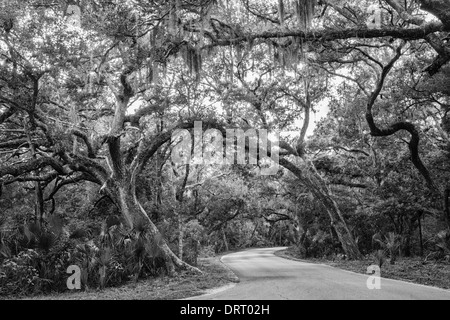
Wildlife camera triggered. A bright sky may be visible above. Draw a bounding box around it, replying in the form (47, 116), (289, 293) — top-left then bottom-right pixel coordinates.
(306, 99), (330, 138)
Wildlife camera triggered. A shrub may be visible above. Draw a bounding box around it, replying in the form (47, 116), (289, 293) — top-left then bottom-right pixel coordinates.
(432, 230), (450, 261)
(372, 232), (400, 265)
(0, 216), (170, 297)
(305, 230), (335, 258)
(0, 249), (40, 296)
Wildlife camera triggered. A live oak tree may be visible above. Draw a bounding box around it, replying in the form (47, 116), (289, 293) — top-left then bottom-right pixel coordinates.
(1, 0), (450, 272)
(0, 0), (208, 274)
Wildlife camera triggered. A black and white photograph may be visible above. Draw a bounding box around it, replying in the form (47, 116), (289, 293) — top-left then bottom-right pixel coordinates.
(0, 0), (449, 306)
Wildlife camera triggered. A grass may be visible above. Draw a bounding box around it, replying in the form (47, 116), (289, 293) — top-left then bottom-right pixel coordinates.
(16, 256), (239, 300)
(276, 247), (450, 290)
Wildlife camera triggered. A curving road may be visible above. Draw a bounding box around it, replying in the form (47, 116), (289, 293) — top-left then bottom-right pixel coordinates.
(190, 247), (450, 300)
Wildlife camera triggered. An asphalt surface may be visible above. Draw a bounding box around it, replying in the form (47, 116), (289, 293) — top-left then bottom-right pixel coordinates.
(190, 247), (450, 300)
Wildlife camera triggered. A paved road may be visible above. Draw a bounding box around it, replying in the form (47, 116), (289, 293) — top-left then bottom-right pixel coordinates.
(191, 247), (450, 300)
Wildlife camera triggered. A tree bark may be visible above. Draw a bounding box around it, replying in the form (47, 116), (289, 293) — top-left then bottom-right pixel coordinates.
(178, 214), (184, 261)
(444, 188), (450, 230)
(222, 227), (229, 252)
(418, 213), (424, 257)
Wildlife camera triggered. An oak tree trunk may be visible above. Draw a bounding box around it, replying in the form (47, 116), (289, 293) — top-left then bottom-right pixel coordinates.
(222, 227), (229, 252)
(280, 158), (363, 260)
(178, 214), (184, 261)
(107, 181), (201, 276)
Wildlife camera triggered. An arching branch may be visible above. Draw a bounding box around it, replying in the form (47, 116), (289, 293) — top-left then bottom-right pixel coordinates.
(365, 44), (437, 191)
(204, 22), (444, 49)
(0, 157), (69, 178)
(44, 173), (97, 202)
(71, 129), (96, 158)
(384, 0), (450, 75)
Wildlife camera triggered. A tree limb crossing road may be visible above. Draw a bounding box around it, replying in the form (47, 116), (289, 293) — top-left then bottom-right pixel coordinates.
(190, 248), (450, 300)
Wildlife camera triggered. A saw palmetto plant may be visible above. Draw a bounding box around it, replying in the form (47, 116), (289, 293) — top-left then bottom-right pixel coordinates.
(373, 232), (400, 265)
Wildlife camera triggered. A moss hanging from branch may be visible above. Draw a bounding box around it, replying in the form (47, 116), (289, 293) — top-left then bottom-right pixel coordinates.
(181, 44), (202, 80)
(168, 0), (178, 35)
(236, 43), (243, 62)
(195, 49), (202, 81)
(151, 26), (158, 48)
(152, 62), (160, 84)
(275, 0), (317, 29)
(293, 0), (316, 30)
(278, 0), (286, 26)
(229, 44), (234, 84)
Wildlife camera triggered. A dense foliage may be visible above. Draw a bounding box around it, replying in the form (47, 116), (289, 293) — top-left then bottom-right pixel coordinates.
(1, 0), (450, 296)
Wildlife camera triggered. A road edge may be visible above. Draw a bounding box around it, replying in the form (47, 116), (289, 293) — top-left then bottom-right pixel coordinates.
(181, 253), (240, 300)
(274, 248), (450, 293)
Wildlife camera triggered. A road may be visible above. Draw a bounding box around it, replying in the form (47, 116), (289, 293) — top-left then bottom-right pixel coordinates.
(189, 247), (450, 300)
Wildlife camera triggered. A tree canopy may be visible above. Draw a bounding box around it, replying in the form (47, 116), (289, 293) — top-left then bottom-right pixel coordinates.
(0, 0), (450, 294)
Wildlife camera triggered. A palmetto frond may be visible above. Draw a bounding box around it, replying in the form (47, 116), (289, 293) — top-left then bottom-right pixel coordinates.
(385, 232), (400, 251)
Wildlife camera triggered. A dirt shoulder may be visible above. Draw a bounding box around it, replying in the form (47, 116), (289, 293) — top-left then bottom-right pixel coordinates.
(16, 256), (238, 300)
(275, 248), (450, 290)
